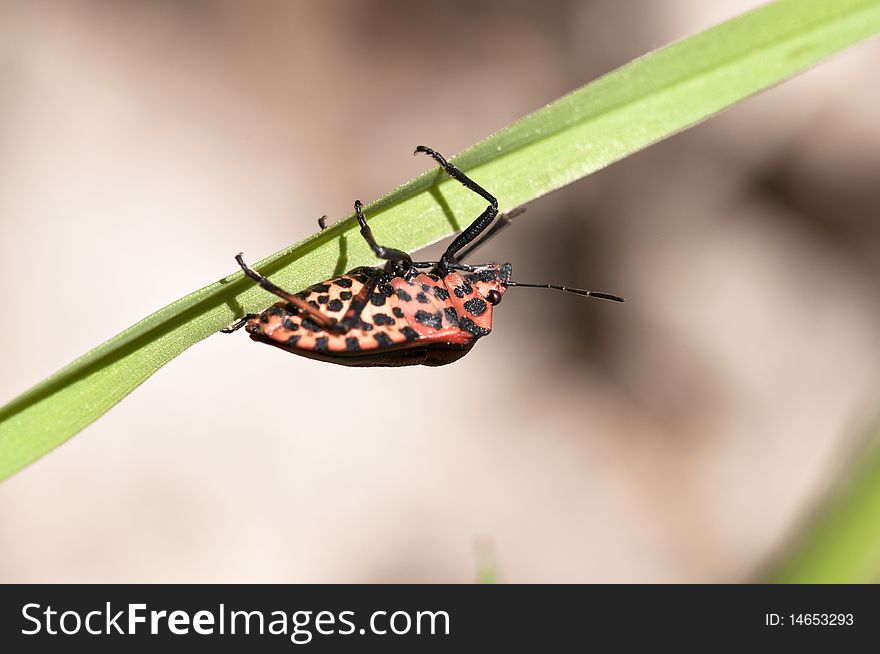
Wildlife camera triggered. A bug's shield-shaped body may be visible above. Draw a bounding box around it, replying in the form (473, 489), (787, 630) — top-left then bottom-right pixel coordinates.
(245, 263), (512, 367)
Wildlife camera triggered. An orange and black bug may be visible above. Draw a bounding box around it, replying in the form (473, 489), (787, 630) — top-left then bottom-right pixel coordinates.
(222, 146), (624, 367)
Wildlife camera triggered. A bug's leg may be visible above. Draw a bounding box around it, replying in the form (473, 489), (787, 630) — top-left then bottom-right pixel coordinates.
(452, 207), (526, 263)
(220, 314), (258, 333)
(411, 204), (522, 271)
(411, 261), (478, 273)
(408, 207), (522, 271)
(338, 273), (383, 330)
(233, 253), (339, 331)
(354, 200), (413, 275)
(414, 145), (498, 272)
(317, 215), (329, 230)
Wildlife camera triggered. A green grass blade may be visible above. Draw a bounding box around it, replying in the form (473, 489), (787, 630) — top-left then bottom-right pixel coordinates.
(768, 429), (880, 583)
(2, 0), (879, 481)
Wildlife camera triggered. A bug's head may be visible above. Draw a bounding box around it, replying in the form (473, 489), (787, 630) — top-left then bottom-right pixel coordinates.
(466, 262), (513, 306)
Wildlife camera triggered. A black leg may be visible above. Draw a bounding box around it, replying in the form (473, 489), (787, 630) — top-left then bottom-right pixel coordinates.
(452, 206), (526, 262)
(415, 146), (499, 272)
(317, 215), (329, 230)
(339, 272), (384, 330)
(233, 253), (339, 331)
(354, 200), (413, 276)
(411, 261), (479, 272)
(220, 314), (258, 333)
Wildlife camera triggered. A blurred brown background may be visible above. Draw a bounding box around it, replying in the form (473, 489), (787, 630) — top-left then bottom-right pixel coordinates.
(1, 0), (878, 582)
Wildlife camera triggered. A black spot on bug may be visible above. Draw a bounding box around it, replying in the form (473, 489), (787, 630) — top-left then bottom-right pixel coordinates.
(267, 305), (286, 317)
(300, 318), (322, 332)
(334, 278), (353, 288)
(327, 299), (344, 312)
(283, 318), (300, 331)
(453, 286), (466, 299)
(295, 291), (310, 300)
(420, 283), (431, 292)
(428, 274), (441, 282)
(359, 321), (373, 332)
(414, 310), (443, 330)
(317, 294), (329, 304)
(396, 289), (412, 302)
(339, 291), (353, 301)
(433, 286), (450, 301)
(313, 337), (329, 353)
(370, 293), (387, 306)
(392, 307), (405, 318)
(444, 307), (459, 326)
(478, 269), (498, 282)
(379, 283), (394, 297)
(287, 335), (300, 346)
(458, 316), (490, 337)
(374, 332), (393, 347)
(345, 337), (360, 351)
(310, 283), (330, 293)
(416, 292), (430, 304)
(260, 314), (269, 323)
(464, 298), (487, 316)
(308, 300), (320, 309)
(373, 313), (395, 326)
(400, 326), (419, 341)
(464, 274), (478, 282)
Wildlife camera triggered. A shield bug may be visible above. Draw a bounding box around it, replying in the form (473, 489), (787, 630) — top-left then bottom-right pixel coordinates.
(223, 146), (624, 367)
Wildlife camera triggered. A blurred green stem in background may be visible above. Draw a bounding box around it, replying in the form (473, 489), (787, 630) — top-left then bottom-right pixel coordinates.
(1, 0), (879, 585)
(768, 428), (880, 583)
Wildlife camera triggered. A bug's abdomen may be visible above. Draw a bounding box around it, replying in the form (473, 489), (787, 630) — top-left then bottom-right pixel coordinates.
(245, 271), (476, 362)
(389, 274), (473, 345)
(440, 271), (496, 338)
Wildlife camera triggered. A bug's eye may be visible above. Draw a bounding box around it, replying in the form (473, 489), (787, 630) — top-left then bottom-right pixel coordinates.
(486, 290), (502, 305)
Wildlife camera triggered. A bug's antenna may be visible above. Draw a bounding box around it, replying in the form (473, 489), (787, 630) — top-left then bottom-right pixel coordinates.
(505, 281), (625, 302)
